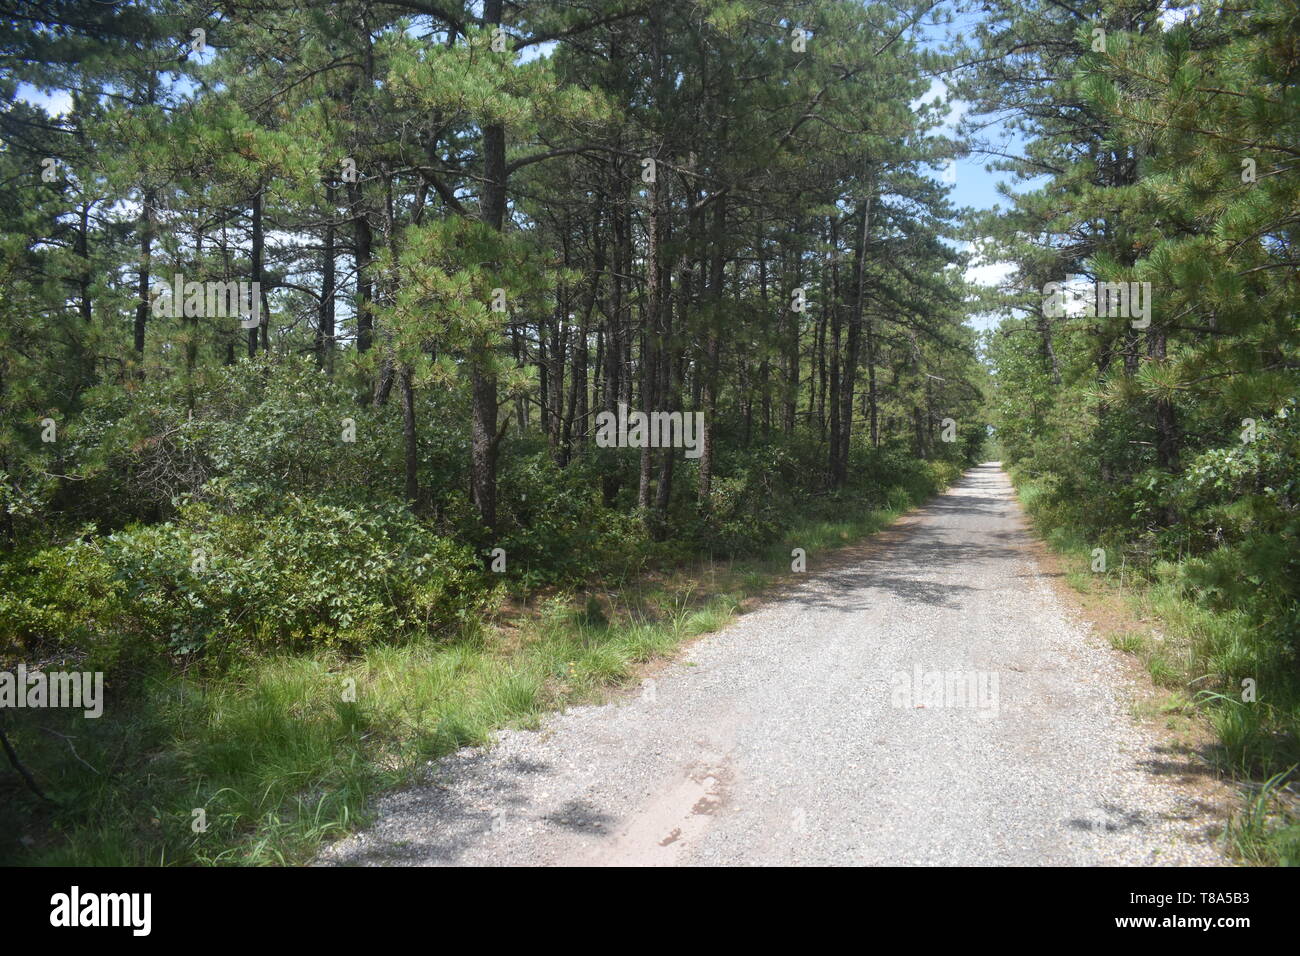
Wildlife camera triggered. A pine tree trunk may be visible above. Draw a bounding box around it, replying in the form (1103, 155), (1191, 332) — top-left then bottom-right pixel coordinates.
(349, 179), (373, 354)
(400, 364), (419, 507)
(318, 179), (336, 372)
(835, 185), (872, 485)
(697, 198), (726, 507)
(828, 215), (842, 481)
(135, 187), (154, 357)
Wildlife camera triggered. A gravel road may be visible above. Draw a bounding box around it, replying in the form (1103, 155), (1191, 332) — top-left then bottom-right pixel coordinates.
(318, 463), (1225, 866)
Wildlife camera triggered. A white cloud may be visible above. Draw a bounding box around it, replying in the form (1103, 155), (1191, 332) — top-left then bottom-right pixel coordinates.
(16, 84), (73, 117)
(913, 78), (969, 133)
(1158, 3), (1198, 28)
(964, 258), (1016, 289)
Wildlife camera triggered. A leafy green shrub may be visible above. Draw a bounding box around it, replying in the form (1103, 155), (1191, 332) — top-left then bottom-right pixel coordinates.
(23, 356), (482, 537)
(0, 532), (131, 671)
(493, 447), (650, 587)
(690, 439), (820, 555)
(1, 486), (496, 670)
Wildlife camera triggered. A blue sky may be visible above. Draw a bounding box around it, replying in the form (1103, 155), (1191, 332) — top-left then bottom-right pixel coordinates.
(911, 4), (1028, 330)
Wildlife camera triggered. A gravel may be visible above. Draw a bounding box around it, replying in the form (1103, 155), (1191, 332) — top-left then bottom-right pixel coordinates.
(317, 463), (1226, 866)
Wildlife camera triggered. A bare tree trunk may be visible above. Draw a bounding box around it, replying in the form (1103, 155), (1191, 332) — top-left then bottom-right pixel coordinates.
(135, 188), (154, 357)
(601, 185), (625, 507)
(349, 179), (373, 353)
(512, 323), (528, 433)
(638, 165), (662, 513)
(471, 0), (507, 532)
(400, 364), (419, 507)
(247, 187), (264, 358)
(570, 259), (597, 452)
(697, 197), (726, 507)
(834, 184), (872, 485)
(469, 346), (499, 530)
(814, 274), (826, 438)
(654, 245), (688, 528)
(866, 309), (878, 447)
(828, 215), (842, 479)
(784, 232), (801, 435)
(549, 289), (567, 457)
(318, 179), (336, 372)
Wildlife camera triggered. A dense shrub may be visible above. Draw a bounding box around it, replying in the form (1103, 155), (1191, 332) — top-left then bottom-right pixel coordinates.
(0, 486), (496, 671)
(685, 437), (965, 557)
(12, 356), (485, 541)
(493, 447), (650, 588)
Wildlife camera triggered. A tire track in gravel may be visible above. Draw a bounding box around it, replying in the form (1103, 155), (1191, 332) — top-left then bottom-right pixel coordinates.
(317, 463), (1226, 866)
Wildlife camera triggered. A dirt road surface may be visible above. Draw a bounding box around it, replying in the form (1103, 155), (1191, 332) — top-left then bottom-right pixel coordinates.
(319, 463), (1225, 866)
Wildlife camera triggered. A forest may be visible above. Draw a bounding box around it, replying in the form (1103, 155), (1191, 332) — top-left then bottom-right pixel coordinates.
(0, 0), (1295, 866)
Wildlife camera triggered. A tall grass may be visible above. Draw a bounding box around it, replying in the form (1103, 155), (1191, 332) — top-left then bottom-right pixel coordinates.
(3, 599), (731, 866)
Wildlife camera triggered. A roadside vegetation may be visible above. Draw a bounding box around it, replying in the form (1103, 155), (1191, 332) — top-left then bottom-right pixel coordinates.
(2, 415), (960, 865)
(1011, 463), (1299, 867)
(972, 0), (1299, 865)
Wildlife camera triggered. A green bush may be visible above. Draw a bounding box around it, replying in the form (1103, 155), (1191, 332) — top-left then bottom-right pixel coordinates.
(13, 356), (482, 541)
(1, 486), (496, 669)
(493, 447), (651, 587)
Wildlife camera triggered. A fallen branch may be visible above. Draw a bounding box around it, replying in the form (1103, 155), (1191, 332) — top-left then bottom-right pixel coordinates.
(0, 710), (55, 804)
